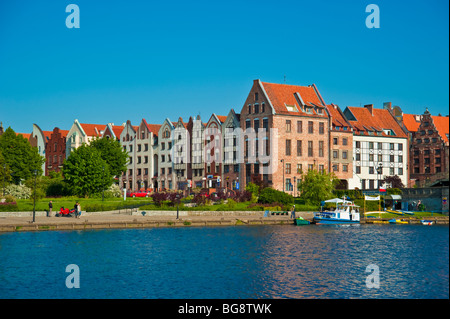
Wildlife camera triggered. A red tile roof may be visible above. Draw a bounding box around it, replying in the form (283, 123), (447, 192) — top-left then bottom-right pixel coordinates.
(402, 114), (421, 132)
(80, 123), (107, 137)
(326, 104), (353, 130)
(431, 115), (449, 144)
(216, 115), (227, 123)
(261, 81), (327, 116)
(346, 106), (407, 138)
(142, 119), (162, 136)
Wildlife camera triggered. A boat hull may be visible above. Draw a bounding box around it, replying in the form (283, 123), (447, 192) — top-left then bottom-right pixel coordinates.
(294, 218), (310, 225)
(313, 217), (360, 224)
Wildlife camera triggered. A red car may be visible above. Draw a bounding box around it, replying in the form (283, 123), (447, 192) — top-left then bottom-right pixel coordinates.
(129, 190), (150, 198)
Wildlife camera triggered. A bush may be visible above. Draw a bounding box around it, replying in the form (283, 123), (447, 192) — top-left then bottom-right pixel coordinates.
(4, 184), (32, 199)
(258, 188), (294, 206)
(104, 184), (122, 198)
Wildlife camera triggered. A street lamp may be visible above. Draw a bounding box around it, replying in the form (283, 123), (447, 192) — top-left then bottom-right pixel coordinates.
(32, 169), (37, 223)
(176, 171), (181, 219)
(293, 176), (296, 197)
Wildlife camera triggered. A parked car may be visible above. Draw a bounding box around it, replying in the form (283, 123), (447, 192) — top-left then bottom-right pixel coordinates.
(129, 190), (150, 198)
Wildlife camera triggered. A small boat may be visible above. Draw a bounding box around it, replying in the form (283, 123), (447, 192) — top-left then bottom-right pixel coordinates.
(421, 220), (434, 226)
(294, 217), (310, 225)
(314, 197), (360, 224)
(388, 218), (408, 224)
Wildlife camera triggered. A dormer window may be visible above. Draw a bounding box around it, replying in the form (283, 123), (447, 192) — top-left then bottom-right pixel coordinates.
(286, 104), (299, 112)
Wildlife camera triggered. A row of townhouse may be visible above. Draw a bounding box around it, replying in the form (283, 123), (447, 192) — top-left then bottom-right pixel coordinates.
(6, 79), (448, 194)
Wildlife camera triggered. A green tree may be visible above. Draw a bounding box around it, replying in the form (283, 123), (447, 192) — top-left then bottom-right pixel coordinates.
(62, 144), (113, 197)
(0, 127), (44, 184)
(89, 137), (128, 177)
(297, 169), (339, 205)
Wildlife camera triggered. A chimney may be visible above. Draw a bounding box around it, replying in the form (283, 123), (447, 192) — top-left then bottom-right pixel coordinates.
(383, 102), (392, 110)
(364, 104), (374, 116)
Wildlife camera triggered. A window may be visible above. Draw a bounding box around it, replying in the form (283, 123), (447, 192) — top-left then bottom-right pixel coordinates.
(254, 104), (259, 114)
(286, 120), (291, 133)
(369, 166), (374, 174)
(286, 139), (291, 156)
(398, 143), (403, 151)
(319, 141), (324, 157)
(356, 141), (361, 148)
(398, 155), (403, 163)
(297, 164), (302, 174)
(356, 153), (361, 161)
(308, 121), (313, 134)
(308, 164), (314, 171)
(342, 165), (348, 172)
(319, 165), (324, 173)
(390, 167), (394, 175)
(297, 121), (303, 133)
(308, 141), (313, 157)
(343, 138), (348, 146)
(263, 118), (269, 130)
(254, 92), (258, 101)
(377, 154), (382, 162)
(356, 166), (361, 174)
(248, 105), (251, 114)
(390, 143), (394, 150)
(390, 155), (394, 162)
(245, 119), (251, 129)
(261, 103), (265, 113)
(285, 163), (291, 174)
(319, 122), (324, 134)
(332, 164), (339, 172)
(342, 151), (348, 159)
(398, 167), (403, 175)
(333, 137), (338, 145)
(297, 140), (302, 156)
(254, 119), (259, 132)
(369, 154), (374, 162)
(369, 142), (374, 149)
(285, 178), (292, 191)
(333, 150), (338, 159)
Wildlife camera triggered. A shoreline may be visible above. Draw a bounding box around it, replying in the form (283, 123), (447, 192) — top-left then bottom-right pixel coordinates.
(0, 211), (448, 233)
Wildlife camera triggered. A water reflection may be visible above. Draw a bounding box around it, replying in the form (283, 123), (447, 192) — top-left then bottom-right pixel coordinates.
(0, 224), (448, 299)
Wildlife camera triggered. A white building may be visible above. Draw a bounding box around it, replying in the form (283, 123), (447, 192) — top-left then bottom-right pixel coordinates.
(343, 104), (409, 190)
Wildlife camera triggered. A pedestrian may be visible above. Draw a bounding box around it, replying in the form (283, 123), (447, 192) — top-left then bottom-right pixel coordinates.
(291, 204), (296, 219)
(77, 202), (81, 218)
(48, 200), (53, 217)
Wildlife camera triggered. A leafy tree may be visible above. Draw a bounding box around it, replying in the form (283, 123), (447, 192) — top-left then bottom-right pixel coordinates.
(297, 169), (339, 205)
(62, 144), (113, 197)
(381, 175), (404, 189)
(0, 127), (44, 184)
(258, 187), (294, 206)
(89, 137), (128, 177)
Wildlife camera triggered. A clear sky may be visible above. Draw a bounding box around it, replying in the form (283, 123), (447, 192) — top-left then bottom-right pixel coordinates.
(0, 0), (448, 134)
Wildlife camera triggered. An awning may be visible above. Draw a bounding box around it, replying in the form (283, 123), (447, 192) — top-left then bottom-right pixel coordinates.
(386, 195), (402, 200)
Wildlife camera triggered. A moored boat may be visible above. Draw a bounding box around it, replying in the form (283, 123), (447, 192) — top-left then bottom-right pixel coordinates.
(421, 220), (434, 225)
(388, 218), (408, 224)
(314, 198), (360, 224)
(294, 217), (310, 225)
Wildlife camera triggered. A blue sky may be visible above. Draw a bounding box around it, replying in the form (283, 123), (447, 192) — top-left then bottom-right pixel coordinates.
(0, 0), (448, 134)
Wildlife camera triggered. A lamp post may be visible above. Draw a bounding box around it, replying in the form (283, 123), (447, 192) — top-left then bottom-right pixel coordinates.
(293, 176), (296, 197)
(281, 159), (285, 192)
(176, 171), (181, 219)
(102, 165), (105, 202)
(32, 169), (37, 223)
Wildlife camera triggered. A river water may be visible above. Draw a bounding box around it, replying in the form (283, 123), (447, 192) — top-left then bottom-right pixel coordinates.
(0, 224), (448, 299)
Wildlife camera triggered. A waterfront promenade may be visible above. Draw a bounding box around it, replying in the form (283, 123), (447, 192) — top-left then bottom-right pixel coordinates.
(0, 210), (302, 232)
(0, 210), (448, 232)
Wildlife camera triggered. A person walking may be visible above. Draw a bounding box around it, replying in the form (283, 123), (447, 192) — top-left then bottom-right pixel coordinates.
(76, 202), (81, 218)
(48, 200), (53, 217)
(291, 204), (296, 219)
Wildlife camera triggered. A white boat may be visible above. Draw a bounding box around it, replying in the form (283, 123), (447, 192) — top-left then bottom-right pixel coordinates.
(314, 198), (360, 224)
(421, 220), (434, 226)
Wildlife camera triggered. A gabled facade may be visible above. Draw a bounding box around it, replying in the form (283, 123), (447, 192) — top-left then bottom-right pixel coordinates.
(204, 114), (226, 188)
(397, 108), (449, 187)
(222, 109), (241, 190)
(173, 117), (189, 191)
(29, 124), (52, 175)
(45, 127), (69, 175)
(157, 119), (175, 190)
(119, 120), (138, 191)
(102, 123), (125, 141)
(134, 119), (161, 191)
(190, 115), (205, 188)
(66, 120), (106, 158)
(325, 104), (354, 189)
(344, 104), (409, 190)
(240, 79), (329, 194)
